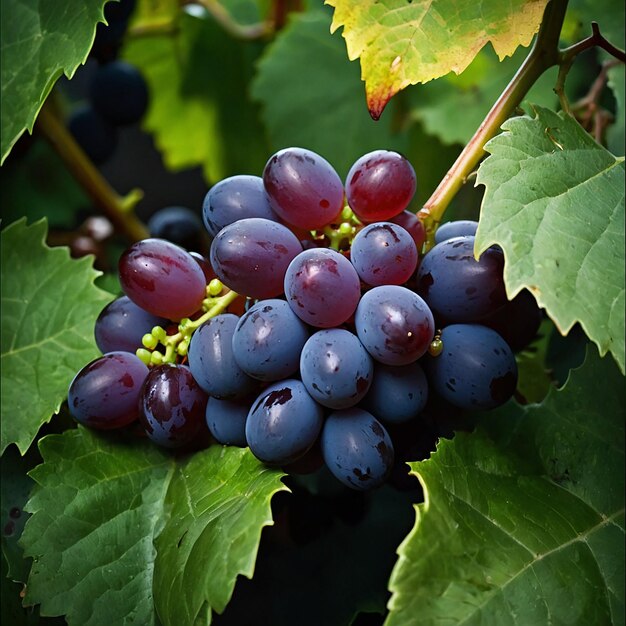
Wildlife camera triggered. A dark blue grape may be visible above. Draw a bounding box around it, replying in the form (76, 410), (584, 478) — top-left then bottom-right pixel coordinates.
(94, 296), (168, 354)
(362, 361), (428, 424)
(321, 408), (394, 491)
(90, 61), (148, 126)
(68, 352), (148, 429)
(147, 206), (204, 251)
(232, 299), (309, 381)
(139, 364), (208, 448)
(416, 235), (507, 323)
(202, 175), (278, 237)
(68, 106), (117, 164)
(205, 396), (250, 447)
(355, 285), (434, 365)
(246, 380), (324, 465)
(350, 222), (417, 286)
(434, 220), (478, 244)
(425, 324), (517, 410)
(300, 329), (373, 409)
(188, 314), (259, 399)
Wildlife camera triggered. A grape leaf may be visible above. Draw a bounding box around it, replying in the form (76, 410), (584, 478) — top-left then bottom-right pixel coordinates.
(0, 219), (112, 456)
(0, 0), (109, 164)
(325, 0), (550, 119)
(251, 7), (408, 178)
(124, 6), (268, 183)
(21, 429), (287, 625)
(387, 348), (625, 625)
(475, 106), (625, 373)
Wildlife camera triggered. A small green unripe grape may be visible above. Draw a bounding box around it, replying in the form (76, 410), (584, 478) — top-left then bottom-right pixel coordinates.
(142, 333), (158, 350)
(151, 326), (166, 342)
(177, 340), (189, 356)
(137, 349), (152, 365)
(178, 318), (192, 332)
(150, 351), (164, 365)
(341, 206), (353, 221)
(338, 222), (353, 236)
(428, 338), (443, 357)
(208, 278), (223, 296)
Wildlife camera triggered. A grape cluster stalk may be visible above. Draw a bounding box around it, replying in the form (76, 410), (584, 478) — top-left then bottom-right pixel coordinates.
(68, 146), (541, 491)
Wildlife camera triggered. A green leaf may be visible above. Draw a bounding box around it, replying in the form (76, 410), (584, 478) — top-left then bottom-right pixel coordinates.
(325, 0), (550, 119)
(124, 7), (268, 183)
(408, 46), (558, 147)
(0, 219), (112, 455)
(387, 348), (625, 625)
(251, 7), (408, 178)
(20, 429), (286, 625)
(475, 106), (625, 373)
(0, 0), (109, 164)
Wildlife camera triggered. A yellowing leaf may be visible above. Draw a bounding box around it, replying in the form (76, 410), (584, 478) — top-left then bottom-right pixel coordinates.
(326, 0), (549, 119)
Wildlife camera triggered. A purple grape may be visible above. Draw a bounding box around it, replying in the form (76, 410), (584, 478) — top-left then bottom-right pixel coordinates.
(425, 324), (517, 410)
(205, 396), (250, 447)
(202, 175), (279, 237)
(94, 296), (167, 354)
(68, 352), (148, 429)
(189, 251), (217, 283)
(119, 238), (207, 320)
(68, 106), (117, 165)
(284, 248), (361, 328)
(263, 147), (344, 230)
(321, 408), (394, 491)
(416, 235), (507, 323)
(210, 218), (302, 299)
(350, 222), (418, 286)
(362, 361), (428, 424)
(300, 329), (373, 409)
(434, 220), (478, 245)
(246, 379), (324, 465)
(389, 210), (426, 252)
(187, 314), (259, 399)
(232, 299), (309, 381)
(139, 364), (208, 448)
(355, 285), (434, 366)
(147, 206), (204, 251)
(345, 150), (416, 223)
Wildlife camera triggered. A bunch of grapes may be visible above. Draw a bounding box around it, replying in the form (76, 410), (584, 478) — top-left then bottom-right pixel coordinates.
(68, 147), (541, 491)
(67, 0), (149, 164)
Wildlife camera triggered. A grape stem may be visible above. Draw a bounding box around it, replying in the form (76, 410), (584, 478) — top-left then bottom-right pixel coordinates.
(36, 101), (149, 242)
(190, 0), (273, 39)
(418, 0), (569, 248)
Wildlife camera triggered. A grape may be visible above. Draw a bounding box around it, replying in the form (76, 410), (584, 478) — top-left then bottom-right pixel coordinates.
(246, 379), (324, 465)
(425, 324), (517, 410)
(350, 222), (418, 286)
(189, 251), (216, 283)
(205, 396), (250, 447)
(68, 352), (148, 429)
(321, 408), (394, 491)
(147, 206), (204, 251)
(355, 285), (434, 365)
(94, 295), (167, 354)
(202, 175), (278, 237)
(187, 314), (259, 399)
(480, 289), (543, 352)
(232, 299), (309, 381)
(345, 150), (416, 223)
(362, 361), (428, 424)
(119, 238), (207, 320)
(90, 60), (148, 126)
(263, 147), (344, 230)
(68, 106), (117, 165)
(284, 248), (361, 328)
(210, 218), (302, 299)
(416, 235), (507, 323)
(389, 210), (426, 252)
(300, 329), (373, 409)
(434, 220), (478, 244)
(139, 364), (208, 448)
